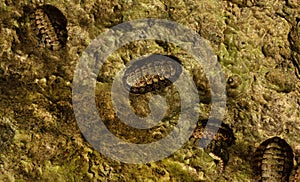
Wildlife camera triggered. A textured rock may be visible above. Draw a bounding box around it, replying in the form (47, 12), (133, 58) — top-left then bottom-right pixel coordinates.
(0, 0), (299, 181)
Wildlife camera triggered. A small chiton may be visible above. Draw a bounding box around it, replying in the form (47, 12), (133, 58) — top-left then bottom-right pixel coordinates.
(253, 136), (294, 182)
(191, 119), (236, 171)
(122, 54), (182, 94)
(31, 5), (68, 50)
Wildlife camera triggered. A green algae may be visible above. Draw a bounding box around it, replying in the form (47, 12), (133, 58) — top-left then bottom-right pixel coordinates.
(0, 0), (299, 181)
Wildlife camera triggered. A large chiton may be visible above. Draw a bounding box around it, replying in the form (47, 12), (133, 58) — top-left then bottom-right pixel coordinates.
(122, 54), (182, 94)
(30, 5), (68, 51)
(191, 119), (236, 171)
(253, 136), (294, 182)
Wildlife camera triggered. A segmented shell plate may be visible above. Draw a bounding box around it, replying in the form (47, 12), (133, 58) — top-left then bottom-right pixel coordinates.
(31, 5), (67, 50)
(191, 119), (236, 170)
(192, 119), (236, 148)
(122, 54), (182, 94)
(253, 137), (294, 182)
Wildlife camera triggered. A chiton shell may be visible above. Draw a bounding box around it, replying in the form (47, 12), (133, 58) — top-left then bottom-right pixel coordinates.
(31, 5), (68, 50)
(122, 54), (182, 94)
(191, 119), (236, 171)
(253, 136), (294, 182)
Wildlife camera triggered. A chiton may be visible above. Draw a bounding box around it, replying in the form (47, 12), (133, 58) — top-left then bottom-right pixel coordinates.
(191, 119), (236, 171)
(30, 5), (68, 51)
(122, 54), (182, 94)
(253, 137), (294, 182)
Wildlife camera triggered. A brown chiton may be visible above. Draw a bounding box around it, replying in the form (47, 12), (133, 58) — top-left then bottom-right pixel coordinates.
(253, 137), (294, 182)
(122, 54), (182, 94)
(191, 119), (236, 171)
(31, 5), (68, 51)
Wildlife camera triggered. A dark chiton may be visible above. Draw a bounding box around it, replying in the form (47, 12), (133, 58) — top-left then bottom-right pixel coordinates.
(31, 5), (67, 50)
(191, 119), (236, 171)
(253, 137), (294, 182)
(122, 54), (182, 94)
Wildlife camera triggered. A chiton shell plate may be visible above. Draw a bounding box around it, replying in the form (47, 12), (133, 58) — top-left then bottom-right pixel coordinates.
(30, 5), (68, 50)
(253, 137), (294, 182)
(122, 54), (182, 94)
(191, 119), (236, 170)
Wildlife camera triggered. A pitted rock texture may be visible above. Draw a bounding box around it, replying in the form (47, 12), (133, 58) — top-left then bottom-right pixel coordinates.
(0, 0), (299, 181)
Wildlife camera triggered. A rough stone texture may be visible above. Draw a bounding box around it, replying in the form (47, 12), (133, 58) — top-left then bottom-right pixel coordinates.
(0, 0), (299, 181)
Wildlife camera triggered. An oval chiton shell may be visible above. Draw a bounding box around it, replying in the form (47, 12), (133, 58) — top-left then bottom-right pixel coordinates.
(192, 119), (236, 148)
(253, 136), (294, 182)
(122, 54), (182, 94)
(31, 5), (68, 50)
(191, 119), (236, 170)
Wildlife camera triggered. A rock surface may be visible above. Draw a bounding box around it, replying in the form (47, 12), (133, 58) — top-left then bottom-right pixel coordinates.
(0, 0), (299, 181)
